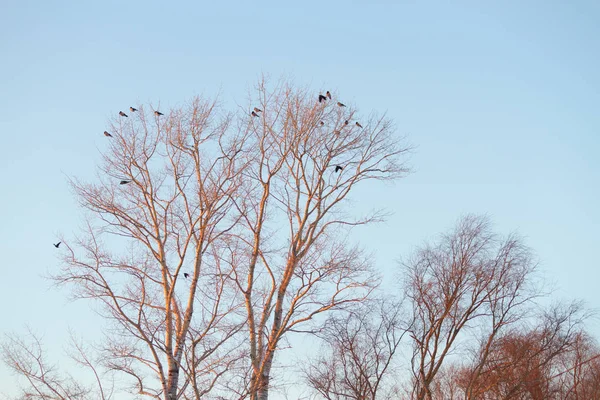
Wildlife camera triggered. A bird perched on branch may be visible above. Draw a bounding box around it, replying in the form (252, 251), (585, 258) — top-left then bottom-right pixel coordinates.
(103, 131), (113, 137)
(345, 120), (349, 125)
(53, 242), (61, 248)
(318, 94), (327, 103)
(129, 107), (137, 112)
(335, 165), (343, 173)
(320, 121), (325, 126)
(154, 111), (164, 116)
(337, 102), (346, 107)
(120, 180), (131, 185)
(119, 111), (128, 117)
(254, 107), (263, 113)
(355, 122), (363, 128)
(251, 111), (259, 117)
(326, 91), (332, 99)
(184, 273), (190, 279)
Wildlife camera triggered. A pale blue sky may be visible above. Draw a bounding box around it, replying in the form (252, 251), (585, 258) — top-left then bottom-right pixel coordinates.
(1, 0), (599, 397)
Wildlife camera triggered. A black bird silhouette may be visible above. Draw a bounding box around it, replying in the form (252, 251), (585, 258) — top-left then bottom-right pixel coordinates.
(254, 107), (263, 113)
(130, 107), (138, 112)
(318, 94), (327, 103)
(53, 242), (61, 248)
(154, 111), (164, 116)
(103, 131), (113, 137)
(344, 120), (349, 125)
(337, 102), (346, 107)
(119, 111), (128, 117)
(335, 165), (343, 173)
(119, 180), (131, 185)
(355, 122), (363, 128)
(251, 111), (259, 117)
(326, 91), (332, 99)
(184, 273), (190, 279)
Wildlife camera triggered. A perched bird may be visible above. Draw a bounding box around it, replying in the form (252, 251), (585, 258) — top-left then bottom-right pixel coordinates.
(335, 165), (343, 173)
(320, 121), (325, 126)
(53, 242), (61, 248)
(251, 111), (259, 117)
(345, 120), (349, 125)
(318, 94), (327, 103)
(337, 102), (346, 107)
(119, 111), (128, 117)
(254, 107), (263, 113)
(355, 122), (363, 128)
(184, 273), (190, 279)
(326, 91), (332, 99)
(103, 131), (113, 137)
(119, 180), (131, 185)
(154, 111), (164, 116)
(129, 107), (138, 112)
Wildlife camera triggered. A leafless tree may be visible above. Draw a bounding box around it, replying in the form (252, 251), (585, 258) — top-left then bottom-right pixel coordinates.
(403, 215), (540, 400)
(52, 98), (247, 399)
(303, 300), (407, 400)
(3, 79), (410, 400)
(447, 301), (589, 400)
(227, 80), (410, 400)
(2, 328), (113, 400)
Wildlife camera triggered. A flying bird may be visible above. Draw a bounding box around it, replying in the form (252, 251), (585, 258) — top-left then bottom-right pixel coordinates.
(326, 91), (331, 99)
(337, 102), (346, 107)
(355, 122), (363, 128)
(103, 131), (113, 137)
(129, 107), (138, 112)
(119, 111), (128, 117)
(318, 94), (327, 103)
(254, 107), (263, 113)
(53, 242), (61, 248)
(154, 111), (164, 116)
(335, 165), (343, 173)
(251, 111), (259, 117)
(184, 273), (190, 279)
(119, 180), (131, 185)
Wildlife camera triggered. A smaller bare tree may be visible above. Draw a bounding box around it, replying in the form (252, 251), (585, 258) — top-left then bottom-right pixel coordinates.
(303, 299), (406, 400)
(403, 215), (540, 400)
(2, 328), (113, 400)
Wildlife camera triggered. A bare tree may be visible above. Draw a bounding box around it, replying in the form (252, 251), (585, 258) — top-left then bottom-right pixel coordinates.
(448, 301), (589, 400)
(227, 80), (410, 400)
(51, 98), (247, 399)
(303, 300), (407, 400)
(2, 328), (113, 400)
(403, 215), (539, 400)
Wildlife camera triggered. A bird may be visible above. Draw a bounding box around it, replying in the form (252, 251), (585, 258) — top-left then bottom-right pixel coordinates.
(318, 94), (327, 103)
(335, 165), (343, 173)
(184, 273), (190, 279)
(129, 107), (138, 112)
(251, 111), (259, 117)
(103, 131), (113, 137)
(119, 111), (128, 117)
(345, 120), (349, 125)
(53, 242), (61, 248)
(337, 102), (346, 107)
(326, 91), (332, 99)
(355, 122), (363, 128)
(154, 111), (164, 116)
(119, 180), (131, 185)
(320, 121), (325, 126)
(254, 107), (263, 113)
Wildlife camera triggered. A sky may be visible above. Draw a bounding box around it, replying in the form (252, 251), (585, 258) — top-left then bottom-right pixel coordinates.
(0, 0), (599, 398)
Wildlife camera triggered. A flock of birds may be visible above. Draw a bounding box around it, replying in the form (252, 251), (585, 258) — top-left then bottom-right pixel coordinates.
(56, 94), (362, 274)
(250, 90), (363, 174)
